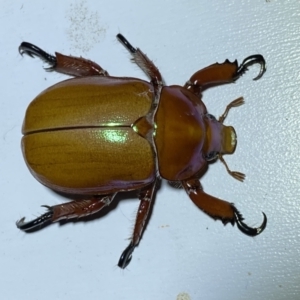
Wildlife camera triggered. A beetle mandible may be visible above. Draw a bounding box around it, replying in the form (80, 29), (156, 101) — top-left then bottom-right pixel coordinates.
(17, 34), (267, 268)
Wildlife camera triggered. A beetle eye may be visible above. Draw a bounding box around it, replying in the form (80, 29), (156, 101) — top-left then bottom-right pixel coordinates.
(205, 151), (218, 161)
(206, 114), (216, 120)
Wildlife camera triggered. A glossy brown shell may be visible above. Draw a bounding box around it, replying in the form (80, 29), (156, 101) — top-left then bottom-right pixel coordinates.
(154, 86), (207, 180)
(22, 76), (156, 194)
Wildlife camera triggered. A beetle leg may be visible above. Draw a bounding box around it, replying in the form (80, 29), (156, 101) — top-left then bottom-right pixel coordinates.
(16, 194), (116, 232)
(19, 42), (108, 77)
(117, 34), (164, 88)
(19, 42), (56, 65)
(182, 178), (267, 236)
(184, 55), (266, 95)
(118, 180), (157, 269)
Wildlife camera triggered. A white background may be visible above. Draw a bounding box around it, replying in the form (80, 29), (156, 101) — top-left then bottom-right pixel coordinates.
(1, 1), (299, 299)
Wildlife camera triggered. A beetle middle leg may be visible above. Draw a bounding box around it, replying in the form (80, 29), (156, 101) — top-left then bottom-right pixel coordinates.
(118, 180), (157, 269)
(16, 194), (116, 232)
(117, 34), (164, 92)
(19, 42), (108, 77)
(184, 55), (266, 96)
(182, 178), (267, 236)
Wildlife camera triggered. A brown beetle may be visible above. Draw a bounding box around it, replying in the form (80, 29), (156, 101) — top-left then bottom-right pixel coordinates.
(17, 34), (267, 268)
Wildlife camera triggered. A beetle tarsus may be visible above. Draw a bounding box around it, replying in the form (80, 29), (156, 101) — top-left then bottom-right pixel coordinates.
(116, 33), (164, 89)
(19, 42), (57, 68)
(233, 207), (267, 236)
(118, 242), (135, 269)
(237, 54), (266, 81)
(116, 34), (137, 54)
(16, 207), (54, 232)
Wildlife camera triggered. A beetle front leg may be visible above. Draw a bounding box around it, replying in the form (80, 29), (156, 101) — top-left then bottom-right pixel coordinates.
(16, 194), (116, 232)
(184, 55), (266, 95)
(118, 180), (157, 269)
(182, 178), (267, 236)
(19, 42), (108, 77)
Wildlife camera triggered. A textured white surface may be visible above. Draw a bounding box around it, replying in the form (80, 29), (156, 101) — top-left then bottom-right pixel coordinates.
(1, 1), (300, 299)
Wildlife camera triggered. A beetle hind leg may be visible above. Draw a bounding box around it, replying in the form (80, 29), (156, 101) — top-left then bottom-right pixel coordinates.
(16, 209), (54, 231)
(19, 42), (56, 66)
(19, 42), (108, 77)
(16, 194), (116, 232)
(118, 180), (157, 269)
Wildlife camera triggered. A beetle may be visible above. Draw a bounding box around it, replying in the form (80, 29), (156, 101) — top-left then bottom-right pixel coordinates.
(17, 34), (267, 268)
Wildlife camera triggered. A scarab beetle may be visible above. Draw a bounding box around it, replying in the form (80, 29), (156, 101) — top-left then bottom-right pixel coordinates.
(17, 34), (267, 268)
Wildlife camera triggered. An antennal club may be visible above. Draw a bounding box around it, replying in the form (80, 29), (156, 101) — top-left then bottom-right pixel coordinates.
(219, 97), (244, 123)
(219, 154), (245, 182)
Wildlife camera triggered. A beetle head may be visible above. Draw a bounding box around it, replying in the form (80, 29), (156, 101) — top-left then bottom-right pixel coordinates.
(221, 124), (237, 155)
(203, 104), (245, 182)
(203, 114), (237, 161)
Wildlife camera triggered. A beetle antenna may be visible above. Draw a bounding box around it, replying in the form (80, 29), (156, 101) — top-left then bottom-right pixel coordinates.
(219, 154), (245, 182)
(16, 207), (53, 232)
(219, 97), (244, 123)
